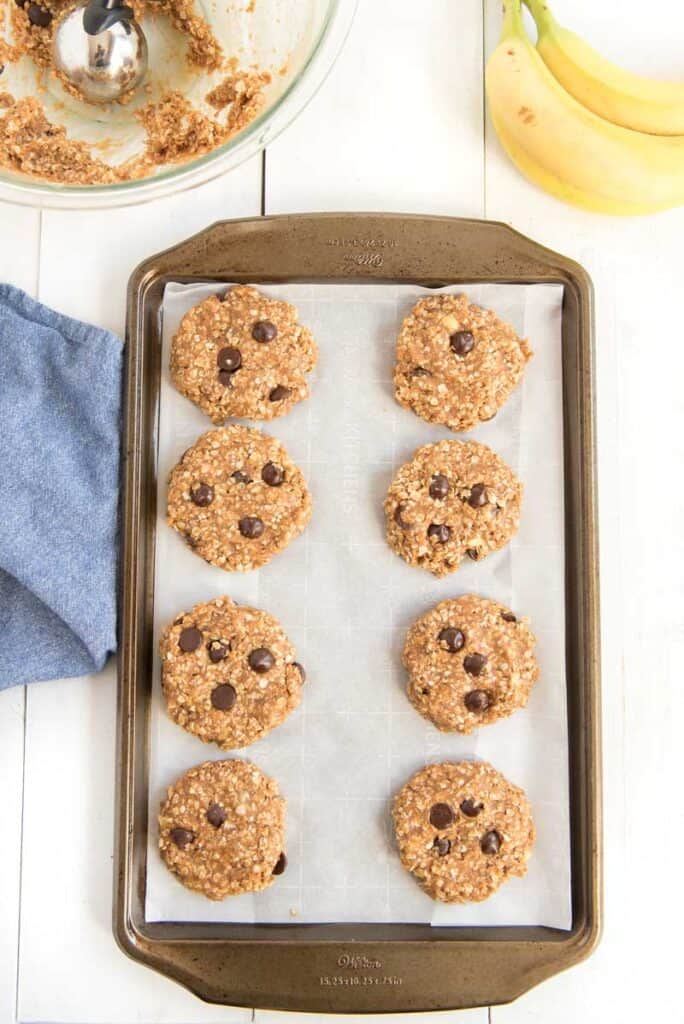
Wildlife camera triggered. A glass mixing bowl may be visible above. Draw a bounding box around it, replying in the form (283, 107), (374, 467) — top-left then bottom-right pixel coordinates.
(0, 0), (356, 208)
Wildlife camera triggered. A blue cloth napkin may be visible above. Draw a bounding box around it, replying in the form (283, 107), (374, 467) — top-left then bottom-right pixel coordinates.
(0, 284), (122, 689)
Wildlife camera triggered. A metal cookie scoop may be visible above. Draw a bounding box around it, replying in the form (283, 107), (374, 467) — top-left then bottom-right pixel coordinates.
(52, 0), (148, 104)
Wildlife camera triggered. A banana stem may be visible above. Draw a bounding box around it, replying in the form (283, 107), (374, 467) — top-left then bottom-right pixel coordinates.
(501, 0), (525, 40)
(523, 0), (554, 35)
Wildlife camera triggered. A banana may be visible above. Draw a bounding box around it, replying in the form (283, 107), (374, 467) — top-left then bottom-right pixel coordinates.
(485, 0), (684, 215)
(525, 0), (684, 136)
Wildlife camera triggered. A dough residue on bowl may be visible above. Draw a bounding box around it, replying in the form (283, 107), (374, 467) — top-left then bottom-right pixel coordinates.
(0, 0), (272, 186)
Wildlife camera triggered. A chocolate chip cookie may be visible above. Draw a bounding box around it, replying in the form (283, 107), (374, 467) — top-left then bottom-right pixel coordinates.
(384, 439), (522, 577)
(160, 596), (305, 749)
(403, 595), (539, 733)
(166, 425), (312, 571)
(170, 286), (318, 424)
(158, 758), (287, 900)
(393, 294), (532, 432)
(392, 761), (535, 903)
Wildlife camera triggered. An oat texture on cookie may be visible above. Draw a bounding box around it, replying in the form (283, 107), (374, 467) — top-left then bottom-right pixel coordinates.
(393, 294), (532, 432)
(160, 596), (306, 749)
(166, 425), (312, 571)
(403, 595), (539, 733)
(158, 758), (286, 900)
(171, 286), (318, 424)
(384, 439), (522, 577)
(392, 761), (535, 903)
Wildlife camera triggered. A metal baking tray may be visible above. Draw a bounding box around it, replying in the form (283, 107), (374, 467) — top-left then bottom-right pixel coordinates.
(115, 213), (601, 1013)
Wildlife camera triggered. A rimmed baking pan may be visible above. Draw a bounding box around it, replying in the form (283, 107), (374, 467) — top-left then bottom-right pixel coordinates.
(115, 213), (601, 1013)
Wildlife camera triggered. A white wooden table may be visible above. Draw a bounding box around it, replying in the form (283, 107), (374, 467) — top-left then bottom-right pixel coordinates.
(1, 1), (683, 1020)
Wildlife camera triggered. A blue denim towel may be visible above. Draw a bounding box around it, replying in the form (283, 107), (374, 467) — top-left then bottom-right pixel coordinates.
(0, 284), (122, 689)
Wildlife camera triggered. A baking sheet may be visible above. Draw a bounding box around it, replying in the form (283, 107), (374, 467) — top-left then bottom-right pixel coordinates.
(144, 280), (571, 929)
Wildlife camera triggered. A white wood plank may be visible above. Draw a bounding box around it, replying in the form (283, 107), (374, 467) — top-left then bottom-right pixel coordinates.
(0, 201), (41, 1024)
(257, 1012), (487, 1024)
(484, 0), (684, 1020)
(17, 161), (261, 1024)
(265, 0), (484, 216)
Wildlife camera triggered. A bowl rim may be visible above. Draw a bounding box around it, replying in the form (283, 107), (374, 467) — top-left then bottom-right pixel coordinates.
(0, 0), (358, 210)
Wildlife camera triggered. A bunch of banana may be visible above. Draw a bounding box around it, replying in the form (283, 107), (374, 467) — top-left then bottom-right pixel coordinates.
(485, 0), (684, 215)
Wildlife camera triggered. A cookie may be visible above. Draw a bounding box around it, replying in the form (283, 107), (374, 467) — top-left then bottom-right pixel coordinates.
(384, 439), (522, 576)
(160, 596), (305, 749)
(392, 761), (535, 903)
(403, 595), (539, 733)
(166, 425), (312, 571)
(170, 285), (318, 424)
(158, 758), (287, 900)
(393, 294), (532, 432)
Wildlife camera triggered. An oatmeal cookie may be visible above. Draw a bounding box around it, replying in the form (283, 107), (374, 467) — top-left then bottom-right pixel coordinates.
(392, 760), (535, 903)
(166, 425), (312, 571)
(159, 758), (287, 900)
(403, 595), (539, 733)
(384, 439), (522, 577)
(170, 286), (318, 424)
(160, 596), (306, 749)
(393, 294), (532, 432)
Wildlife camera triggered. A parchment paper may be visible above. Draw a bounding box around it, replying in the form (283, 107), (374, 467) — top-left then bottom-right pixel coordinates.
(144, 280), (571, 929)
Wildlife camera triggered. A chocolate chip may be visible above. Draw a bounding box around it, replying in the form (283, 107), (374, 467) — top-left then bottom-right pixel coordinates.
(211, 683), (237, 710)
(438, 627), (465, 652)
(170, 827), (195, 849)
(480, 829), (502, 855)
(218, 369), (234, 387)
(467, 483), (488, 508)
(231, 470), (252, 484)
(293, 661), (306, 682)
(206, 803), (227, 828)
(272, 851), (287, 875)
(179, 627), (202, 652)
(190, 483), (214, 507)
(217, 346), (242, 372)
(464, 653), (487, 676)
(501, 611), (517, 623)
(252, 320), (277, 343)
(429, 802), (454, 829)
(464, 689), (490, 712)
(269, 385), (291, 401)
(394, 503), (412, 530)
(27, 3), (52, 25)
(427, 523), (451, 543)
(429, 474), (449, 500)
(460, 798), (484, 818)
(14, 0), (27, 7)
(207, 639), (230, 662)
(466, 548), (479, 561)
(248, 648), (274, 674)
(433, 836), (451, 856)
(262, 461), (284, 487)
(411, 366), (432, 377)
(239, 516), (264, 538)
(450, 330), (475, 356)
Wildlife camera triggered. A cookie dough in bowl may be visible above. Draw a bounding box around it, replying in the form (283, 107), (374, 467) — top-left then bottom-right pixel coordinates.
(166, 425), (312, 571)
(403, 595), (539, 733)
(392, 760), (535, 903)
(0, 0), (356, 203)
(158, 758), (287, 900)
(170, 286), (318, 424)
(384, 438), (522, 577)
(160, 596), (306, 749)
(393, 293), (532, 432)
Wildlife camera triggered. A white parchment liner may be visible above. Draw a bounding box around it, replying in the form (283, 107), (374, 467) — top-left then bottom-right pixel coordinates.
(144, 280), (571, 929)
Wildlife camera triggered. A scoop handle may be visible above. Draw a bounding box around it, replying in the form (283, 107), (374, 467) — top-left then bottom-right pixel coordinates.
(82, 0), (134, 35)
